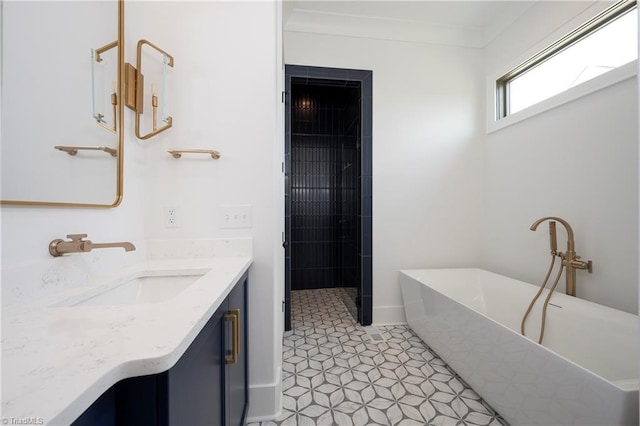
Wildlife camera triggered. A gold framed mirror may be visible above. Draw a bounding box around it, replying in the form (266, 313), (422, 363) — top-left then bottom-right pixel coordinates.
(1, 0), (124, 208)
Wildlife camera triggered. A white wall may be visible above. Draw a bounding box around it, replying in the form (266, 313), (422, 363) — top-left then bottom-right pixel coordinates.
(482, 1), (639, 314)
(285, 32), (486, 324)
(136, 2), (283, 420)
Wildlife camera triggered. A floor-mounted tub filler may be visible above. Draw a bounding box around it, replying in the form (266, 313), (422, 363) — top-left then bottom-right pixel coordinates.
(399, 268), (638, 426)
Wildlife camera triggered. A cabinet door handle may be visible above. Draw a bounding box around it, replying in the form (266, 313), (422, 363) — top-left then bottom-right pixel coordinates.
(230, 308), (240, 362)
(225, 309), (240, 365)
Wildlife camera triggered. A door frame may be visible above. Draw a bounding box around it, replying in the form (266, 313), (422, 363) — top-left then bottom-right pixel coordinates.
(284, 65), (373, 330)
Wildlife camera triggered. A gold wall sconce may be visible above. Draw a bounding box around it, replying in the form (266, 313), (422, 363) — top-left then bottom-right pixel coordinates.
(91, 40), (118, 133)
(124, 40), (174, 140)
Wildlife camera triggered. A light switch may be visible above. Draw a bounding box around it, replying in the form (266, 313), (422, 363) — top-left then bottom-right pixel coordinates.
(219, 205), (253, 229)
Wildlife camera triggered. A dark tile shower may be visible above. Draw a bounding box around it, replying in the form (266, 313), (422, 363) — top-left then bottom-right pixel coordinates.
(290, 80), (361, 300)
(284, 65), (373, 329)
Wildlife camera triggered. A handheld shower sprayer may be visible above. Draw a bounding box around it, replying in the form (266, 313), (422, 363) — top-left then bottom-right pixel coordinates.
(548, 221), (557, 255)
(520, 254), (564, 344)
(522, 219), (563, 343)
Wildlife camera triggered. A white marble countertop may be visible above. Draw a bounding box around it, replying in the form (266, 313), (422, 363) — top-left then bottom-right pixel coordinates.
(1, 255), (252, 425)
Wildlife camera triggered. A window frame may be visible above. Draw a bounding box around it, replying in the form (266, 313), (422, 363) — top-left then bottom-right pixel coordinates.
(495, 0), (637, 120)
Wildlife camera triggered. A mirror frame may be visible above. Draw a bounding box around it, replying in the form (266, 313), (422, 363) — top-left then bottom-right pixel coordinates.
(0, 0), (124, 208)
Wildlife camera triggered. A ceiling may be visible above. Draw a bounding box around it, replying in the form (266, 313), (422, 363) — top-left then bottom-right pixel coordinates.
(283, 1), (539, 48)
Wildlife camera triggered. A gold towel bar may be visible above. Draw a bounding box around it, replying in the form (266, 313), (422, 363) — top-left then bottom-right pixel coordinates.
(167, 149), (221, 159)
(54, 145), (118, 157)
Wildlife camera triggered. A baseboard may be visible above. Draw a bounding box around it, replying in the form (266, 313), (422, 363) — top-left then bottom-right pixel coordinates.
(372, 305), (407, 325)
(246, 366), (283, 423)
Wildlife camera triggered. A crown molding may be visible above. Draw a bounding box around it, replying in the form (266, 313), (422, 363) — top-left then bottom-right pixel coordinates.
(285, 8), (487, 48)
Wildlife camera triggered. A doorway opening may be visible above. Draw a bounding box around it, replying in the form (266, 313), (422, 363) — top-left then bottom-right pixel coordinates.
(284, 65), (372, 331)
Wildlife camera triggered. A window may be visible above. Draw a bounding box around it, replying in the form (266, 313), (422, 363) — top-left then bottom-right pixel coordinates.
(496, 0), (637, 119)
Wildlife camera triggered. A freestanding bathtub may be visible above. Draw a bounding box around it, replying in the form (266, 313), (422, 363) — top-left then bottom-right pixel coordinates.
(399, 268), (639, 426)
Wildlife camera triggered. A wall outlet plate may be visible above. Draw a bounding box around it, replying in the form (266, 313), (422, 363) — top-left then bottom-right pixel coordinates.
(164, 206), (180, 228)
(219, 205), (252, 229)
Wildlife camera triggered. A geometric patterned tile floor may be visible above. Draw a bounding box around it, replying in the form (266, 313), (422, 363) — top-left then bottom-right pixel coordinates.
(248, 288), (508, 426)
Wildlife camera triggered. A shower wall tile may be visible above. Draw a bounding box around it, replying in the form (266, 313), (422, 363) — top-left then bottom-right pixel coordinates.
(290, 82), (360, 292)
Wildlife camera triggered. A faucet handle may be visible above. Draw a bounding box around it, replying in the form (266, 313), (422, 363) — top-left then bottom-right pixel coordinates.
(66, 234), (88, 241)
(568, 257), (593, 273)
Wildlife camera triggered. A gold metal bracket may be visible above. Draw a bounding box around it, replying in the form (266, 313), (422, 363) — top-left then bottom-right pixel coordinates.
(124, 62), (142, 112)
(94, 40), (118, 63)
(167, 149), (221, 159)
(55, 145), (118, 157)
(125, 39), (174, 140)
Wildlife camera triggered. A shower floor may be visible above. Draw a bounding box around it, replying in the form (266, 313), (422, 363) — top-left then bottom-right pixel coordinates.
(248, 288), (507, 425)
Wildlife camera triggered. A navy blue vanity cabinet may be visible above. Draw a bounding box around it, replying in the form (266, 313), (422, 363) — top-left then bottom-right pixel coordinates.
(73, 375), (163, 425)
(159, 271), (248, 426)
(72, 272), (249, 426)
(72, 387), (116, 426)
(163, 273), (248, 425)
(225, 276), (249, 426)
(161, 302), (226, 425)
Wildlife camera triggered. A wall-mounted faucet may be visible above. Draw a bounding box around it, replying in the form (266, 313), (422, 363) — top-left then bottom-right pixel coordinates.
(530, 216), (592, 296)
(49, 234), (136, 257)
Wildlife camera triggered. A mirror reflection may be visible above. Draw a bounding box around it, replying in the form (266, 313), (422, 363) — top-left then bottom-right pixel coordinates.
(1, 1), (120, 206)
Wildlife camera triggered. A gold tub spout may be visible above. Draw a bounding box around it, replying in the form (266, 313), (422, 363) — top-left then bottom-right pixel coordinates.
(49, 234), (136, 257)
(530, 216), (592, 296)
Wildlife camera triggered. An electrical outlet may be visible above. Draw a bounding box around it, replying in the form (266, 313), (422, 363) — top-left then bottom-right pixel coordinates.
(164, 207), (180, 228)
(219, 205), (252, 229)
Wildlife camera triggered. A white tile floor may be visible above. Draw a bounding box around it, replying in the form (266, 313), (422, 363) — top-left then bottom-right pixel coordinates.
(248, 288), (507, 426)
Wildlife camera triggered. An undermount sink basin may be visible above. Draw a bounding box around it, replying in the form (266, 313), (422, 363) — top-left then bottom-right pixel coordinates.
(67, 272), (206, 307)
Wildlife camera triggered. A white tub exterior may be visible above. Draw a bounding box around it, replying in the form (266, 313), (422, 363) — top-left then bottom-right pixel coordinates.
(399, 268), (639, 426)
